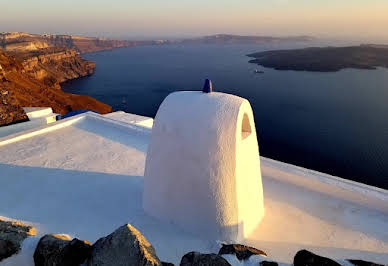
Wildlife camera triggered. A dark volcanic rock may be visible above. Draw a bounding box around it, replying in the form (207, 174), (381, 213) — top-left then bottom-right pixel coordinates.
(347, 259), (384, 266)
(218, 244), (267, 260)
(180, 251), (231, 266)
(33, 234), (91, 266)
(0, 219), (36, 261)
(293, 250), (340, 266)
(88, 224), (161, 266)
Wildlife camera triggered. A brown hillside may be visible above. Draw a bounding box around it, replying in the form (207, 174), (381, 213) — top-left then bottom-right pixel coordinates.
(0, 50), (111, 126)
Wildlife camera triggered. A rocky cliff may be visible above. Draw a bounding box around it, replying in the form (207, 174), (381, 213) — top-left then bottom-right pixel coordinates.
(0, 49), (111, 126)
(0, 32), (154, 53)
(8, 47), (95, 88)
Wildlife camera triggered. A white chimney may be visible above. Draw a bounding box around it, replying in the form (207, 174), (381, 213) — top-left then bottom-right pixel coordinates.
(143, 81), (264, 242)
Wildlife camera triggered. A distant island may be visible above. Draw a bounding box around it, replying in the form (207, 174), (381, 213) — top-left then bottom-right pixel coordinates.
(247, 45), (388, 72)
(179, 34), (315, 44)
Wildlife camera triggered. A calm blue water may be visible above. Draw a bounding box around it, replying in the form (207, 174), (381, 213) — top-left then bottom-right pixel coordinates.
(62, 44), (388, 189)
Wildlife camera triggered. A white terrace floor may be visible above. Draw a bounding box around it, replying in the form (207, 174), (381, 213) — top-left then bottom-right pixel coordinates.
(0, 112), (387, 265)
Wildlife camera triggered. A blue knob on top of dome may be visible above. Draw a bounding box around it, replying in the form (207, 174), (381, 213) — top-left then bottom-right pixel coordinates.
(203, 79), (213, 93)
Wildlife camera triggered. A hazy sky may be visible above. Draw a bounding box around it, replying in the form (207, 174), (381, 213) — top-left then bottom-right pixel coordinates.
(1, 0), (387, 41)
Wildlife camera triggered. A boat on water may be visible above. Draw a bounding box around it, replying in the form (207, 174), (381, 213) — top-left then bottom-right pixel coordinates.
(254, 69), (264, 74)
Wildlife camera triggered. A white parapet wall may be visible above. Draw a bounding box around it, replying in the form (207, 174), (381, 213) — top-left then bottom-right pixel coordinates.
(23, 107), (55, 119)
(0, 107), (59, 138)
(143, 91), (264, 242)
(103, 111), (154, 129)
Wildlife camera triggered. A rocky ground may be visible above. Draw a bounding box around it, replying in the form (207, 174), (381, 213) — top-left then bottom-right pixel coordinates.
(1, 218), (383, 266)
(0, 87), (28, 126)
(0, 219), (36, 261)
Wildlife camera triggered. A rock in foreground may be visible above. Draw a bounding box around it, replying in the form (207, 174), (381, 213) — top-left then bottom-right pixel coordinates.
(260, 261), (278, 266)
(218, 243), (267, 260)
(0, 219), (36, 261)
(33, 234), (91, 266)
(347, 259), (384, 266)
(180, 252), (231, 266)
(88, 224), (161, 266)
(293, 250), (340, 266)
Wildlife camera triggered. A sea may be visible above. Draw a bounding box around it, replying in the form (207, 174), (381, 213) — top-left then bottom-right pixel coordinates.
(62, 43), (388, 189)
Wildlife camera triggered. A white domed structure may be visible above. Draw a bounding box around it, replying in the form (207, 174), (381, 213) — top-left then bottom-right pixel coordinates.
(143, 85), (264, 241)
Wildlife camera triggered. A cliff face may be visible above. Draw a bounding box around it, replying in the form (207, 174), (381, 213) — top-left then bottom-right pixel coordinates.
(0, 49), (111, 126)
(0, 32), (146, 54)
(0, 52), (28, 126)
(9, 48), (95, 88)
